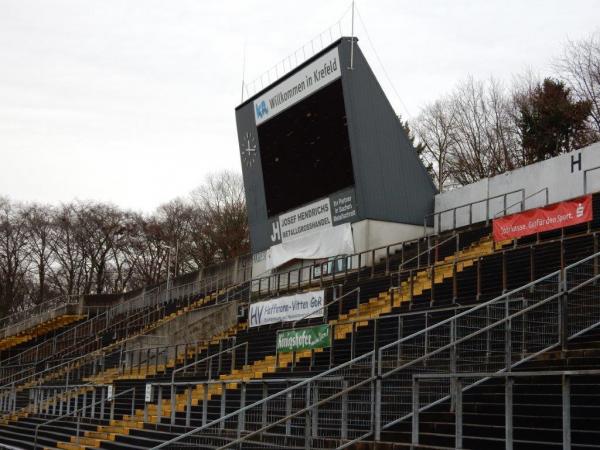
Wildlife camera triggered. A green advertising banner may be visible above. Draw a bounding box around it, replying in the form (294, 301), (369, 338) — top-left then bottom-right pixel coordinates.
(276, 324), (331, 353)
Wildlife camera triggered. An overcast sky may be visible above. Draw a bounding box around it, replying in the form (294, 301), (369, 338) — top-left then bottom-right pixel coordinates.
(1, 0), (599, 212)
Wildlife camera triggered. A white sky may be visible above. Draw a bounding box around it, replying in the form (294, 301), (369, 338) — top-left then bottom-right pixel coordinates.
(1, 0), (599, 212)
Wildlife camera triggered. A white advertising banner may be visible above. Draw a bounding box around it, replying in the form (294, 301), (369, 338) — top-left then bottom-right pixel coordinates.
(266, 222), (354, 270)
(249, 290), (325, 328)
(253, 47), (341, 125)
(277, 197), (332, 243)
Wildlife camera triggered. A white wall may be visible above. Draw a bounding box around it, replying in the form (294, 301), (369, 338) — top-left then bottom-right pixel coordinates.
(351, 219), (426, 253)
(435, 143), (600, 232)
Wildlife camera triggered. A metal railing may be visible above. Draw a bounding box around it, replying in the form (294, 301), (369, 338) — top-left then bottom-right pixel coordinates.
(0, 291), (163, 386)
(584, 165), (600, 194)
(425, 188), (525, 235)
(0, 321), (241, 417)
(151, 249), (600, 450)
(371, 251), (600, 443)
(0, 250), (252, 335)
(0, 286), (159, 373)
(240, 13), (352, 102)
(24, 384), (97, 416)
(0, 294), (80, 336)
(412, 369), (600, 449)
(290, 286), (358, 328)
(33, 386), (135, 448)
(398, 232), (459, 271)
(152, 351), (376, 449)
(4, 228), (596, 440)
(151, 377), (344, 432)
(249, 229), (478, 299)
(0, 309), (236, 420)
(0, 224), (482, 386)
(493, 186), (549, 218)
(167, 341), (249, 425)
(0, 224), (475, 387)
(0, 270), (240, 384)
(0, 285), (250, 424)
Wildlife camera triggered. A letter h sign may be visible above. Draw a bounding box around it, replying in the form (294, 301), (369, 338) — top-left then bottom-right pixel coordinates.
(271, 221), (281, 243)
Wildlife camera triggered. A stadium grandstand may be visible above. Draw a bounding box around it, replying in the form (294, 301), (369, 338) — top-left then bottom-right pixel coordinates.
(2, 35), (600, 450)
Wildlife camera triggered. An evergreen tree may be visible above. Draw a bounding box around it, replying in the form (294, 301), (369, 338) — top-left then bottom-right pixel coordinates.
(518, 78), (593, 163)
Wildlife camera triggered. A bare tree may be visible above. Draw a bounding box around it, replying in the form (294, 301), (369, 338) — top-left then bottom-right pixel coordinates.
(128, 214), (169, 286)
(71, 203), (122, 294)
(0, 198), (31, 315)
(108, 211), (138, 293)
(415, 77), (521, 188)
(487, 78), (521, 172)
(156, 199), (195, 277)
(0, 171), (250, 318)
(414, 98), (457, 192)
(448, 77), (500, 184)
(22, 204), (56, 304)
(191, 171), (249, 262)
(555, 33), (600, 138)
(48, 204), (87, 296)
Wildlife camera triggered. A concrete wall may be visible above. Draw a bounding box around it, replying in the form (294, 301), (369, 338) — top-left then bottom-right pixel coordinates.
(124, 301), (239, 357)
(435, 143), (600, 232)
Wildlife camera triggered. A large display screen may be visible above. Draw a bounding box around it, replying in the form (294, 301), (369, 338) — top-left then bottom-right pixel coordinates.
(258, 79), (354, 217)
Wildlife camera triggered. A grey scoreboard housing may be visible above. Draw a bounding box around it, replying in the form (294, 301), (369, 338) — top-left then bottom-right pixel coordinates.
(235, 37), (436, 254)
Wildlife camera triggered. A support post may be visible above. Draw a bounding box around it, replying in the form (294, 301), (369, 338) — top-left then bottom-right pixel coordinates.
(157, 386), (162, 423)
(239, 382), (246, 436)
(219, 383), (226, 430)
(341, 381), (349, 440)
(505, 297), (512, 371)
(560, 287), (569, 353)
(261, 382), (268, 427)
(285, 382), (292, 436)
(202, 384), (208, 426)
(455, 378), (463, 449)
(505, 377), (513, 450)
(563, 375), (571, 450)
(412, 378), (419, 445)
(304, 382), (312, 450)
(185, 386), (192, 427)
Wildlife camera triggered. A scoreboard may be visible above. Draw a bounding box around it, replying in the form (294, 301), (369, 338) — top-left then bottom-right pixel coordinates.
(235, 38), (435, 264)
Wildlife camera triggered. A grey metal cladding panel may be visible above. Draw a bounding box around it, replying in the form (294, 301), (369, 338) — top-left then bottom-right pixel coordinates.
(235, 104), (271, 253)
(339, 40), (435, 225)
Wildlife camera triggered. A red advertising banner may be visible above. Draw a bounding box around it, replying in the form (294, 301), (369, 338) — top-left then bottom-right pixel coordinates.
(493, 195), (593, 242)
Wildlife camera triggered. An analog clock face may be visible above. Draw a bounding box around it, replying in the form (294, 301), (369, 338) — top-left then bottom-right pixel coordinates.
(240, 131), (257, 168)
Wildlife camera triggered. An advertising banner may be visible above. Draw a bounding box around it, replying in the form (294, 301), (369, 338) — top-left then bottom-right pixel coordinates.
(270, 188), (357, 245)
(249, 290), (325, 328)
(493, 195), (592, 242)
(276, 324), (331, 353)
(277, 197), (332, 243)
(253, 47), (341, 125)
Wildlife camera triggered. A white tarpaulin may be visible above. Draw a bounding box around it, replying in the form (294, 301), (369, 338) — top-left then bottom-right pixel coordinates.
(249, 290), (325, 327)
(265, 222), (354, 270)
